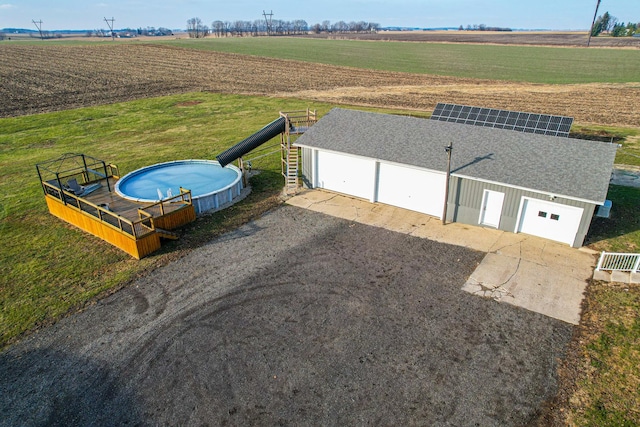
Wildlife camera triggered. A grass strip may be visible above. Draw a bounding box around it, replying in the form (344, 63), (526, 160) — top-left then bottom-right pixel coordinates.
(568, 281), (640, 426)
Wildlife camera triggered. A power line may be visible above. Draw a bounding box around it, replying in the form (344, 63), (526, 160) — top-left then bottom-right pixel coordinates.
(104, 17), (115, 41)
(263, 10), (273, 36)
(587, 0), (602, 47)
(32, 19), (44, 40)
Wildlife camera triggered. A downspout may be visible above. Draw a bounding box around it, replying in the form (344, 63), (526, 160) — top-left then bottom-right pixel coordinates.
(442, 142), (453, 225)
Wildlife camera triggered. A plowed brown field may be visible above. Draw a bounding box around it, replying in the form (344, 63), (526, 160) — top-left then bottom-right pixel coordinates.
(1, 43), (639, 127)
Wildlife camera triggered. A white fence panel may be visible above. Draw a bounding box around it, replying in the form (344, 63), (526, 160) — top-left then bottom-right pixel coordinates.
(596, 252), (640, 272)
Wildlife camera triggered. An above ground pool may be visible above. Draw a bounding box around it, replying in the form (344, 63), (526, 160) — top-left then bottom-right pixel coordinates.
(115, 160), (243, 214)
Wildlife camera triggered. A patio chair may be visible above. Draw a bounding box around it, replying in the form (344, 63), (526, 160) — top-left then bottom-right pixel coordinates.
(66, 178), (84, 194)
(67, 178), (101, 196)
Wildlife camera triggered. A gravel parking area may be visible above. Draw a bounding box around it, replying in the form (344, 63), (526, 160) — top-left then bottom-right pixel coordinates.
(0, 205), (572, 426)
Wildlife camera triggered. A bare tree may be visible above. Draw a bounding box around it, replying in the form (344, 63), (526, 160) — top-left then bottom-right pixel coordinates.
(187, 17), (206, 38)
(212, 20), (225, 37)
(233, 20), (245, 36)
(292, 20), (309, 34)
(332, 21), (348, 33)
(606, 14), (619, 33)
(251, 20), (262, 36)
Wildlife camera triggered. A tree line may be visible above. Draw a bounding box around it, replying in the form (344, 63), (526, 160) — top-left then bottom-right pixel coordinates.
(88, 27), (173, 38)
(187, 17), (380, 38)
(457, 24), (512, 32)
(591, 11), (639, 37)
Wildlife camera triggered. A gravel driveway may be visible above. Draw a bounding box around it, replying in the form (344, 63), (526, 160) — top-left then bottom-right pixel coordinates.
(0, 205), (572, 426)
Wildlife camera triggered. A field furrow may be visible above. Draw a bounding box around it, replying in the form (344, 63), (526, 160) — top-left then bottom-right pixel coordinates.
(1, 43), (639, 127)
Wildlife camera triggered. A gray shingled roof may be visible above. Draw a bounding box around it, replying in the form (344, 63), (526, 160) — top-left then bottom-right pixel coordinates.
(295, 108), (617, 203)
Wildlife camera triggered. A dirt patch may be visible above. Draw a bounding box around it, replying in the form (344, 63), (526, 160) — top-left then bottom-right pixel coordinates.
(175, 100), (203, 107)
(1, 44), (639, 127)
(0, 206), (572, 425)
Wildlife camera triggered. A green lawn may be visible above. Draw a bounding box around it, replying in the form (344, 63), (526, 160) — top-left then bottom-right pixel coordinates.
(572, 281), (640, 427)
(0, 93), (333, 348)
(158, 37), (640, 84)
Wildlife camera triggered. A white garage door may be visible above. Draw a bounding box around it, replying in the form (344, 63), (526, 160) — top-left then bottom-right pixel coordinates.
(376, 163), (446, 218)
(376, 162), (445, 218)
(517, 198), (583, 246)
(316, 151), (375, 200)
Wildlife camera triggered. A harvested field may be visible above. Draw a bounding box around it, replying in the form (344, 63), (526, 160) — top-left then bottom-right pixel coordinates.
(304, 31), (640, 49)
(1, 43), (639, 127)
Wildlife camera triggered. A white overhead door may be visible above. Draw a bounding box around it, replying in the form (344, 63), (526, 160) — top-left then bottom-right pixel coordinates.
(376, 162), (445, 218)
(517, 197), (583, 246)
(316, 150), (375, 200)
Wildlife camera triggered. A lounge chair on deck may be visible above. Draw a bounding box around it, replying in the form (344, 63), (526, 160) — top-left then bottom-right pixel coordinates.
(66, 178), (101, 196)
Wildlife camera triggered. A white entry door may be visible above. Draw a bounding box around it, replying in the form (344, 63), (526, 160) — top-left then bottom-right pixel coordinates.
(479, 190), (505, 228)
(517, 197), (584, 246)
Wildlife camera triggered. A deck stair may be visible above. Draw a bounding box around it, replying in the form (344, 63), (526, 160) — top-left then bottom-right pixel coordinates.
(284, 145), (299, 193)
(280, 109), (317, 194)
(155, 228), (180, 240)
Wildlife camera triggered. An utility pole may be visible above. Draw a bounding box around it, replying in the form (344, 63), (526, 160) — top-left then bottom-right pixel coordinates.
(32, 19), (44, 40)
(263, 10), (273, 36)
(442, 143), (453, 225)
(104, 17), (115, 40)
(587, 0), (601, 47)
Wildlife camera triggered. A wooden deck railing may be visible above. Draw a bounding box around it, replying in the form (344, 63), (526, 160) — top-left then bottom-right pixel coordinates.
(138, 187), (192, 217)
(596, 252), (640, 273)
(42, 181), (155, 239)
(43, 180), (194, 241)
(281, 108), (318, 132)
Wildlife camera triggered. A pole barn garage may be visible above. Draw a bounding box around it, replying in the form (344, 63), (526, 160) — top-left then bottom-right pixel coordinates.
(296, 108), (617, 247)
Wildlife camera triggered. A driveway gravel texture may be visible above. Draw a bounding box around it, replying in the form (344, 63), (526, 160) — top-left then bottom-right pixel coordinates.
(0, 205), (572, 426)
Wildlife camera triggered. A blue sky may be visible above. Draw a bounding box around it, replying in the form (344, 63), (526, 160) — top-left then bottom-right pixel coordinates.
(1, 0), (639, 31)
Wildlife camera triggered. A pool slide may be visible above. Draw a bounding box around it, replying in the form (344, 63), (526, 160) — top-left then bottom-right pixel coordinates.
(216, 117), (287, 167)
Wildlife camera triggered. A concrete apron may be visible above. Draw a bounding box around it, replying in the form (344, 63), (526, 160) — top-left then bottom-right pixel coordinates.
(287, 189), (598, 325)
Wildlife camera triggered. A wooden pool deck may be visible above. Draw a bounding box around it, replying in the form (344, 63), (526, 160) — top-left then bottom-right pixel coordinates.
(41, 176), (196, 259)
(81, 177), (186, 222)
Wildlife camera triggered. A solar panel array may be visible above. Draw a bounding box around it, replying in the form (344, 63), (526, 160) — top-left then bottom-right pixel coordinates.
(430, 103), (573, 137)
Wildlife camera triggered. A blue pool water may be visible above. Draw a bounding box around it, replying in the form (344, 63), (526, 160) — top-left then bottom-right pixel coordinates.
(115, 160), (243, 212)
